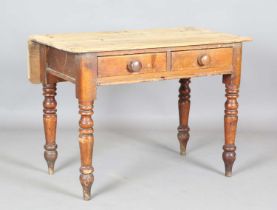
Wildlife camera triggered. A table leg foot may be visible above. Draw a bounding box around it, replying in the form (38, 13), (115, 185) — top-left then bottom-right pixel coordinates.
(48, 168), (54, 175)
(177, 78), (191, 155)
(177, 126), (190, 156)
(80, 169), (94, 201)
(223, 144), (236, 177)
(44, 144), (58, 175)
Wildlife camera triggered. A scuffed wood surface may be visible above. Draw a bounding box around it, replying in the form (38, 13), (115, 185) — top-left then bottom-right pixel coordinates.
(98, 52), (167, 77)
(96, 68), (232, 86)
(171, 48), (233, 71)
(29, 27), (251, 53)
(28, 41), (42, 83)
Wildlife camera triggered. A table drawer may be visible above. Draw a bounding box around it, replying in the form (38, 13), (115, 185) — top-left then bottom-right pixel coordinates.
(98, 53), (167, 77)
(171, 48), (233, 73)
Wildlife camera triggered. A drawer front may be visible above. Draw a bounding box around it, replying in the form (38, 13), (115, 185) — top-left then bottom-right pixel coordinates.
(98, 53), (167, 77)
(171, 48), (233, 73)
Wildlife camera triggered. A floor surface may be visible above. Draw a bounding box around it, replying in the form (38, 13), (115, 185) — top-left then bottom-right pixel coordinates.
(0, 120), (276, 210)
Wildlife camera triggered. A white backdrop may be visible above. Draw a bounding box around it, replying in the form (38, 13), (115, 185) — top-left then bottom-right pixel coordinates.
(1, 0), (276, 128)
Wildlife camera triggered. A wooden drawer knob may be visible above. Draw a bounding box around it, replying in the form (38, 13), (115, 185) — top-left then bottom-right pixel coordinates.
(198, 54), (211, 66)
(127, 60), (142, 72)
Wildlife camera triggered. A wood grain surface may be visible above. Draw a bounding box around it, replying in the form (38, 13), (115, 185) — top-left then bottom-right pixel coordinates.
(29, 27), (251, 53)
(98, 52), (167, 77)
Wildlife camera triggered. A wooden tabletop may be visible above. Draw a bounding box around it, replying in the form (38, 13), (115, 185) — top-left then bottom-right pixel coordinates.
(29, 27), (251, 53)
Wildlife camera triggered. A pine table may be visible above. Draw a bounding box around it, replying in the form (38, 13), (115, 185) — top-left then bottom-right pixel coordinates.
(28, 27), (251, 200)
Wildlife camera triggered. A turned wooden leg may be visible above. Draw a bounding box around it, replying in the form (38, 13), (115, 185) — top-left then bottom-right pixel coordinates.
(177, 78), (191, 155)
(222, 45), (242, 177)
(43, 83), (58, 175)
(223, 78), (239, 177)
(79, 100), (94, 200)
(75, 54), (97, 200)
